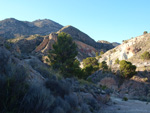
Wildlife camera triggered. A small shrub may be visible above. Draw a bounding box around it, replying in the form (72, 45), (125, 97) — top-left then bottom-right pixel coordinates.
(65, 94), (78, 109)
(82, 57), (99, 79)
(119, 60), (136, 78)
(53, 96), (71, 113)
(81, 104), (91, 113)
(99, 61), (108, 71)
(143, 31), (148, 35)
(124, 40), (128, 43)
(115, 58), (120, 64)
(95, 52), (99, 57)
(78, 79), (92, 85)
(0, 64), (29, 113)
(113, 49), (116, 53)
(4, 43), (11, 49)
(87, 77), (93, 82)
(100, 51), (104, 55)
(82, 57), (98, 67)
(122, 97), (128, 101)
(101, 85), (108, 90)
(20, 85), (54, 113)
(45, 79), (71, 98)
(82, 64), (98, 79)
(141, 51), (150, 60)
(97, 55), (102, 59)
(35, 66), (53, 78)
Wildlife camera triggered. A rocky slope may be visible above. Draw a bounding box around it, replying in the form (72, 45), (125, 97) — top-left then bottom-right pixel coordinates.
(0, 37), (110, 113)
(98, 33), (150, 69)
(0, 18), (63, 39)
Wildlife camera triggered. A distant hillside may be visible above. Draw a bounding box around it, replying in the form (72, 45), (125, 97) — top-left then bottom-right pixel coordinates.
(98, 32), (150, 70)
(0, 18), (63, 39)
(111, 42), (120, 47)
(97, 40), (120, 47)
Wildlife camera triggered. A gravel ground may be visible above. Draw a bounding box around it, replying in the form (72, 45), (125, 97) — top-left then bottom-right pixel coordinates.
(100, 97), (150, 113)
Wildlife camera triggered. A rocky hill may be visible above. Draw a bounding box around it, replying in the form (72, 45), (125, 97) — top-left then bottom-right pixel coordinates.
(99, 32), (150, 70)
(34, 32), (98, 61)
(7, 24), (117, 61)
(0, 18), (63, 39)
(57, 25), (115, 51)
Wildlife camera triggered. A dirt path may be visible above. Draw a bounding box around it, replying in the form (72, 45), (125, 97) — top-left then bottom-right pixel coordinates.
(100, 97), (150, 113)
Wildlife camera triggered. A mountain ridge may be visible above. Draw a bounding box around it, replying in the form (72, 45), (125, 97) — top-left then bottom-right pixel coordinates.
(0, 18), (63, 39)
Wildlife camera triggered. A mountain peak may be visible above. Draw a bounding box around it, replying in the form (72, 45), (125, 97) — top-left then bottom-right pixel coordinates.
(0, 18), (19, 22)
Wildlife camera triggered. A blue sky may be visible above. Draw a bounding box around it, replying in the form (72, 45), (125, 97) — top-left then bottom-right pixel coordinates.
(0, 0), (150, 43)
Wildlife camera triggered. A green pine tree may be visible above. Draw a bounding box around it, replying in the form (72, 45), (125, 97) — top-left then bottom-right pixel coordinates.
(48, 32), (78, 77)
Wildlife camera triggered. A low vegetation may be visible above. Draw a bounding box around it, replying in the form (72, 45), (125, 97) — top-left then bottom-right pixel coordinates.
(122, 97), (128, 101)
(99, 61), (108, 71)
(100, 51), (104, 55)
(141, 51), (150, 60)
(115, 58), (120, 64)
(0, 63), (29, 113)
(143, 31), (148, 35)
(95, 52), (99, 57)
(119, 60), (136, 78)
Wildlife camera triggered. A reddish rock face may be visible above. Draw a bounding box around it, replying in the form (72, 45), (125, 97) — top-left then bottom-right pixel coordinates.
(35, 36), (49, 52)
(35, 33), (98, 61)
(74, 40), (98, 60)
(35, 33), (58, 53)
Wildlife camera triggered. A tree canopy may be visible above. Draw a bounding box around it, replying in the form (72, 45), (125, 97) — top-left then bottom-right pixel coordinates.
(119, 60), (136, 78)
(82, 57), (99, 67)
(48, 32), (78, 77)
